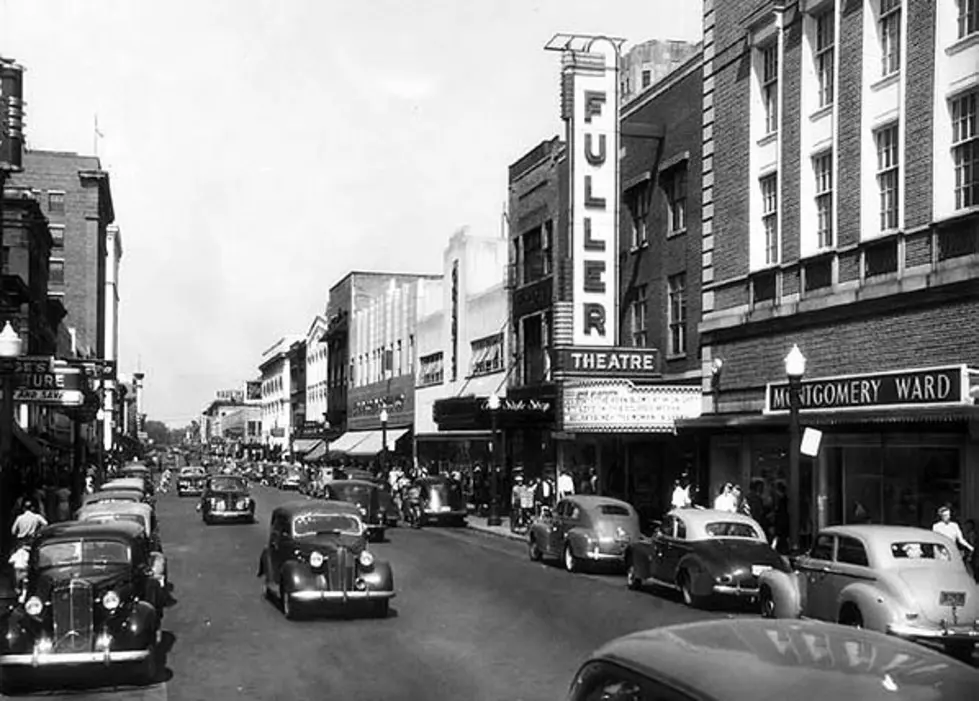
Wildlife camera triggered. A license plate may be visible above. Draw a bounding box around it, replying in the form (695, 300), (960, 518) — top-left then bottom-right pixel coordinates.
(751, 565), (772, 577)
(439, 505), (451, 512)
(940, 591), (966, 607)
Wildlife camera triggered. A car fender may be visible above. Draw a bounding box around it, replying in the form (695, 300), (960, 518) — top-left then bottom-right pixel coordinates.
(838, 582), (894, 631)
(627, 543), (653, 579)
(677, 553), (715, 597)
(120, 600), (158, 648)
(257, 548), (268, 577)
(759, 569), (805, 618)
(364, 561), (394, 591)
(566, 528), (592, 559)
(279, 559), (314, 592)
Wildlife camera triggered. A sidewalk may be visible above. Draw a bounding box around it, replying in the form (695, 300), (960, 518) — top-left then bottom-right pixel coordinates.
(465, 514), (527, 542)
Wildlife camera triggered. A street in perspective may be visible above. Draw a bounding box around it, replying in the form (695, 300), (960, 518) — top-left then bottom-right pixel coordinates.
(2, 0), (979, 700)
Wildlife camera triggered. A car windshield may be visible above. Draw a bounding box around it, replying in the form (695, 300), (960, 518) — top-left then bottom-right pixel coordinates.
(705, 522), (763, 539)
(38, 540), (129, 568)
(891, 541), (954, 561)
(209, 477), (246, 491)
(181, 469), (205, 477)
(332, 484), (372, 501)
(293, 513), (362, 537)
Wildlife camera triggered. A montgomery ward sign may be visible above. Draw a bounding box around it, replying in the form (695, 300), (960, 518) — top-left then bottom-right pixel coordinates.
(562, 380), (702, 433)
(555, 346), (659, 378)
(561, 37), (620, 347)
(764, 365), (972, 413)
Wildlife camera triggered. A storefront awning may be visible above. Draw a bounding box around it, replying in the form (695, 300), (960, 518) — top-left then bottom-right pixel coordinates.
(415, 430), (493, 442)
(291, 438), (324, 455)
(305, 441), (328, 462)
(346, 428), (409, 457)
(677, 405), (979, 431)
(328, 431), (373, 455)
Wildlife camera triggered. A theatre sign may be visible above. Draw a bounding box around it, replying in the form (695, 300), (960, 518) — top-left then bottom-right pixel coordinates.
(562, 380), (702, 433)
(764, 365), (975, 413)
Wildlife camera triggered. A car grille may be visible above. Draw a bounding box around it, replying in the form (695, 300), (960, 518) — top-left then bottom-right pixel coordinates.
(327, 548), (355, 593)
(52, 580), (94, 653)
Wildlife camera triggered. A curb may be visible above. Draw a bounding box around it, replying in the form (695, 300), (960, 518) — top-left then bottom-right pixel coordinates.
(466, 524), (527, 543)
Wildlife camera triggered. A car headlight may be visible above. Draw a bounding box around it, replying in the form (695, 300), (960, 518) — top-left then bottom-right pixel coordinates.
(24, 596), (43, 617)
(102, 590), (120, 611)
(359, 506), (367, 515)
(309, 551), (325, 568)
(359, 550), (374, 568)
(236, 499), (248, 509)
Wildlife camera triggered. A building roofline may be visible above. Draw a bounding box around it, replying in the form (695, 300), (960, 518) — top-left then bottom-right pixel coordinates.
(620, 45), (704, 118)
(329, 270), (442, 292)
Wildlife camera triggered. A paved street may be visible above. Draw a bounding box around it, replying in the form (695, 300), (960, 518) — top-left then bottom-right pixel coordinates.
(3, 484), (741, 701)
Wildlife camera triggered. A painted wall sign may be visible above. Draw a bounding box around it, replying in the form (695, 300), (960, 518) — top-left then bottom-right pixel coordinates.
(562, 38), (620, 347)
(554, 346), (659, 378)
(561, 380), (702, 433)
(763, 365), (970, 413)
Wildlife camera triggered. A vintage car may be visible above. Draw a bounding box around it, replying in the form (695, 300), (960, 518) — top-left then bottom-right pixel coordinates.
(626, 508), (789, 608)
(0, 521), (164, 690)
(322, 479), (389, 542)
(257, 500), (395, 620)
(74, 502), (167, 595)
(528, 496), (640, 573)
(101, 478), (155, 506)
(176, 466), (207, 497)
(564, 618), (978, 701)
(80, 489), (144, 509)
(278, 465), (303, 491)
(415, 476), (467, 526)
(199, 475), (255, 524)
(759, 524), (979, 660)
(119, 463), (155, 495)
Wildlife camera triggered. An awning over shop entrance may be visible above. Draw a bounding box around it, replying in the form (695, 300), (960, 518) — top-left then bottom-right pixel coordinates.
(328, 431), (373, 455)
(415, 430), (493, 442)
(346, 428), (409, 457)
(291, 438), (324, 456)
(305, 441), (328, 462)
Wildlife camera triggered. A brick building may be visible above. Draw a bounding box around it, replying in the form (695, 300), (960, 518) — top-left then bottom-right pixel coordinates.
(682, 0), (979, 542)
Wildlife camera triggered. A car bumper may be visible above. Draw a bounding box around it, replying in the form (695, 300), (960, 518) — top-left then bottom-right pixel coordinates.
(581, 551), (626, 563)
(887, 623), (979, 643)
(206, 510), (253, 519)
(289, 590), (395, 603)
(178, 487), (203, 495)
(713, 584), (760, 597)
(1, 648), (150, 667)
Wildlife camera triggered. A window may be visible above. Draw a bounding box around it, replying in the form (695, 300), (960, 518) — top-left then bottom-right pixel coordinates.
(879, 0), (901, 77)
(814, 10), (835, 108)
(952, 91), (978, 210)
(760, 174), (779, 264)
(627, 184), (649, 247)
(470, 333), (504, 376)
(836, 536), (869, 566)
(813, 151), (834, 248)
(542, 220), (553, 276)
(49, 225), (65, 249)
(664, 167), (687, 233)
(959, 0), (978, 38)
(667, 273), (686, 357)
(875, 124), (899, 231)
(761, 44), (779, 135)
(47, 191), (65, 214)
(630, 285), (647, 347)
(641, 69), (651, 88)
(418, 352), (444, 386)
(810, 534), (835, 560)
(49, 259), (65, 285)
(521, 227), (546, 284)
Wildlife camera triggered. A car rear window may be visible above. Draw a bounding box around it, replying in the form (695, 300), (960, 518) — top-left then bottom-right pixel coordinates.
(705, 522), (762, 539)
(891, 542), (953, 561)
(598, 505), (630, 516)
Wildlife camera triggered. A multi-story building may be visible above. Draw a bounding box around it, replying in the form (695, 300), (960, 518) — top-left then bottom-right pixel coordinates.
(415, 228), (508, 472)
(619, 39), (702, 104)
(305, 315), (329, 425)
(101, 224), (122, 452)
(684, 0), (979, 542)
(326, 271), (441, 461)
(258, 335), (301, 457)
(200, 396), (247, 448)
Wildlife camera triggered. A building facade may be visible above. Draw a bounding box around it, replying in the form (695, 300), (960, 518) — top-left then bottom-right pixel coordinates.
(326, 271), (441, 461)
(685, 0), (979, 544)
(305, 314), (328, 425)
(258, 335), (301, 456)
(619, 39), (702, 104)
(102, 224), (122, 451)
(416, 228), (509, 472)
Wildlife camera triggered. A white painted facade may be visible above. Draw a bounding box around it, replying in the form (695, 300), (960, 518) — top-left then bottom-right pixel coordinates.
(259, 335), (301, 452)
(103, 224), (122, 450)
(305, 315), (329, 425)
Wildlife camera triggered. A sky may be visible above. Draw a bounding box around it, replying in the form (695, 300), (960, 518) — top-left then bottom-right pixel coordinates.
(0, 0), (702, 427)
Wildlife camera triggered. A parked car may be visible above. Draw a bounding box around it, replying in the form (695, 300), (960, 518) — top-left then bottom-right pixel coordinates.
(322, 479), (389, 542)
(257, 500), (395, 620)
(414, 476), (467, 526)
(759, 524), (979, 661)
(176, 466), (207, 497)
(279, 466), (302, 491)
(626, 508), (788, 608)
(199, 475), (256, 525)
(74, 502), (167, 596)
(0, 521), (164, 692)
(80, 489), (144, 509)
(564, 617), (978, 701)
(119, 463), (155, 495)
(528, 496), (640, 573)
(101, 478), (155, 507)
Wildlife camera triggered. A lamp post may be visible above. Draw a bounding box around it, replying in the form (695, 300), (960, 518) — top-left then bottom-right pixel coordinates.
(486, 392), (502, 527)
(379, 408), (389, 477)
(784, 344), (807, 551)
(0, 320), (23, 556)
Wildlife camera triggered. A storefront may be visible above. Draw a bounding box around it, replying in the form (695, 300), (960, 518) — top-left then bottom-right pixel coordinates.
(328, 376), (415, 465)
(681, 364), (979, 544)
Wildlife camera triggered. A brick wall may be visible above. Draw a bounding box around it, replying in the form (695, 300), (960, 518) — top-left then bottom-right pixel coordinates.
(781, 22), (803, 263)
(836, 0), (864, 248)
(903, 0), (936, 229)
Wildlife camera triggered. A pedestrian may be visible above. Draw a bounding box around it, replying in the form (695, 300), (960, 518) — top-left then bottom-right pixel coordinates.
(557, 470), (575, 500)
(7, 543), (30, 603)
(732, 484), (746, 515)
(932, 505), (974, 563)
(713, 483), (736, 512)
(54, 476), (72, 523)
(744, 479), (769, 533)
(671, 478), (692, 509)
(963, 519), (978, 581)
(11, 499), (47, 548)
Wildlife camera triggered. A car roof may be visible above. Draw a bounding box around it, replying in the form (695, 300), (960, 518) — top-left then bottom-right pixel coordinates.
(328, 479), (376, 489)
(87, 488), (142, 498)
(668, 509), (764, 537)
(273, 499), (362, 520)
(588, 618), (978, 699)
(39, 520), (143, 543)
(561, 495), (635, 512)
(817, 524), (943, 542)
(103, 478), (146, 490)
(77, 501), (151, 517)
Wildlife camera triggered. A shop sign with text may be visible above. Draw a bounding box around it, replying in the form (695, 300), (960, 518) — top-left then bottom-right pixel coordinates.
(561, 38), (620, 347)
(554, 346), (659, 378)
(1, 357), (84, 406)
(764, 365), (971, 413)
(562, 380), (702, 433)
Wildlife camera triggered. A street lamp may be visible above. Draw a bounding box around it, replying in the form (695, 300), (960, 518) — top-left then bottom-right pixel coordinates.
(379, 408), (389, 476)
(486, 392), (502, 527)
(784, 344), (807, 551)
(0, 320), (23, 556)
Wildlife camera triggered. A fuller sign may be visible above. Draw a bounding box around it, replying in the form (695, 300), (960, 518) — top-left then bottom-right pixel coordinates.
(563, 38), (619, 347)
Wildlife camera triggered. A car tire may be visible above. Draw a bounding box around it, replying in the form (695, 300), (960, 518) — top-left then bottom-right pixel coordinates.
(563, 544), (580, 573)
(944, 642), (974, 662)
(281, 578), (300, 620)
(679, 571), (702, 608)
(372, 599), (390, 618)
(759, 586), (777, 618)
(838, 604), (863, 628)
(626, 558), (642, 591)
(137, 643), (160, 686)
(528, 536), (543, 562)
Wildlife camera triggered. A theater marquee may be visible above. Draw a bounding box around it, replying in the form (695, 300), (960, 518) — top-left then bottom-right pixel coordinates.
(562, 380), (702, 433)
